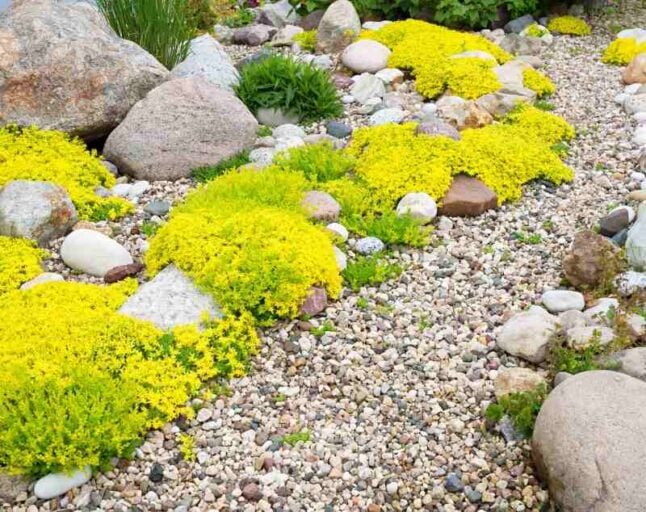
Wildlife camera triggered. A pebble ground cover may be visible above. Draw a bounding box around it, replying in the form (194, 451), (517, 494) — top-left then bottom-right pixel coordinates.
(0, 0), (645, 511)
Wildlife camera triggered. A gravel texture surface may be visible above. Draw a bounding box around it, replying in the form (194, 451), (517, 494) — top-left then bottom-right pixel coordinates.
(13, 3), (646, 511)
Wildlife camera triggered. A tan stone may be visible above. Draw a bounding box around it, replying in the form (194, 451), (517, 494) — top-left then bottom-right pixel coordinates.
(562, 231), (619, 289)
(438, 101), (493, 130)
(494, 367), (546, 399)
(622, 53), (646, 84)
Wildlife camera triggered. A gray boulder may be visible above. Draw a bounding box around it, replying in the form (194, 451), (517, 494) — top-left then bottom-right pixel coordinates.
(605, 347), (646, 381)
(104, 77), (257, 181)
(350, 74), (386, 104)
(500, 33), (542, 56)
(504, 14), (535, 34)
(233, 24), (277, 46)
(316, 0), (361, 54)
(171, 34), (239, 91)
(0, 0), (168, 139)
(0, 180), (77, 245)
(497, 306), (558, 363)
(533, 371), (646, 512)
(119, 265), (222, 330)
(258, 0), (300, 27)
(627, 202), (646, 269)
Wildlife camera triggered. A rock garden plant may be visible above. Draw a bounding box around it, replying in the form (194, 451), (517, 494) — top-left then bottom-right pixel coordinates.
(235, 54), (343, 124)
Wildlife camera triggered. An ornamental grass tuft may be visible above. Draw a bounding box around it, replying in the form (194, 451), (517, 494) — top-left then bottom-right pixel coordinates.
(235, 54), (343, 124)
(97, 0), (195, 69)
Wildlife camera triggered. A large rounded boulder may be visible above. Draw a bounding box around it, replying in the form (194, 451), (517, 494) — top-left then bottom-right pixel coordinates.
(533, 371), (646, 512)
(0, 0), (169, 139)
(103, 76), (258, 181)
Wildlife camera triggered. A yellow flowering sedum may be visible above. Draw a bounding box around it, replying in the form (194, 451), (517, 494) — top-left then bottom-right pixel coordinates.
(344, 105), (574, 207)
(602, 37), (646, 65)
(0, 279), (260, 476)
(0, 236), (47, 296)
(146, 168), (342, 324)
(0, 126), (132, 221)
(525, 23), (549, 38)
(547, 16), (591, 36)
(362, 20), (511, 99)
(523, 68), (556, 98)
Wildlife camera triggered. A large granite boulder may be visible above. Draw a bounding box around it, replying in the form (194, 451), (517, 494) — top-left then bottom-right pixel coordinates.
(533, 371), (646, 512)
(316, 0), (361, 54)
(0, 0), (168, 139)
(170, 34), (239, 91)
(103, 76), (258, 181)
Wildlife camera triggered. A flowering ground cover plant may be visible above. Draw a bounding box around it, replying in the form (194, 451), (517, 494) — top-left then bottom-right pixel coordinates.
(0, 126), (132, 221)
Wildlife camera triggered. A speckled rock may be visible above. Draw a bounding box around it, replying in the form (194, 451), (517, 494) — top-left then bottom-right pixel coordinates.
(533, 371), (646, 512)
(119, 265), (222, 329)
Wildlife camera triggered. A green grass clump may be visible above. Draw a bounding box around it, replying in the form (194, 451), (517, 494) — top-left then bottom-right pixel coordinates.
(97, 0), (195, 69)
(281, 430), (311, 446)
(235, 54), (343, 124)
(350, 212), (432, 248)
(485, 383), (548, 438)
(343, 255), (402, 292)
(191, 151), (251, 183)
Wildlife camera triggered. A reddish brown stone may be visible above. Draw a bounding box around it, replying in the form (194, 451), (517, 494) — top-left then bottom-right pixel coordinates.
(104, 262), (144, 284)
(300, 287), (328, 317)
(563, 231), (620, 290)
(439, 175), (498, 217)
(332, 73), (354, 90)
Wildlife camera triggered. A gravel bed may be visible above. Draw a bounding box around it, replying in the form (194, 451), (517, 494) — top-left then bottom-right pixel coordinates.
(14, 5), (646, 511)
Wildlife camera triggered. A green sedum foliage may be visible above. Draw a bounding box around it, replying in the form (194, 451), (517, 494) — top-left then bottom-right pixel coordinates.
(485, 383), (548, 437)
(235, 55), (343, 124)
(343, 255), (403, 291)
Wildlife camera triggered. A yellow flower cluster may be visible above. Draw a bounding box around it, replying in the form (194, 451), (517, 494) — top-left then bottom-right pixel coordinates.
(0, 126), (132, 221)
(292, 30), (317, 52)
(525, 23), (549, 38)
(0, 279), (259, 476)
(547, 16), (591, 36)
(602, 37), (646, 65)
(362, 20), (511, 99)
(523, 68), (556, 98)
(0, 236), (47, 296)
(345, 105), (574, 207)
(146, 167), (342, 324)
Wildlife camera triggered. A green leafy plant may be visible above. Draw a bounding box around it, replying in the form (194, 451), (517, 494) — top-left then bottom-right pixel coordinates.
(274, 142), (355, 183)
(512, 231), (542, 245)
(178, 433), (196, 462)
(141, 221), (161, 238)
(485, 383), (547, 437)
(219, 7), (256, 27)
(343, 255), (402, 292)
(358, 212), (431, 248)
(310, 320), (336, 336)
(235, 54), (343, 124)
(280, 430), (311, 446)
(292, 30), (318, 52)
(97, 0), (195, 69)
(191, 151), (251, 182)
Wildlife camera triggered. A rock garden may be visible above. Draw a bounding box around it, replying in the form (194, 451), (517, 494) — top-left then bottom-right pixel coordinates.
(0, 0), (645, 510)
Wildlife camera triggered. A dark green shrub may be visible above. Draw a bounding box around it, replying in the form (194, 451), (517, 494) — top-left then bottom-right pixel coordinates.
(97, 0), (195, 69)
(235, 55), (343, 124)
